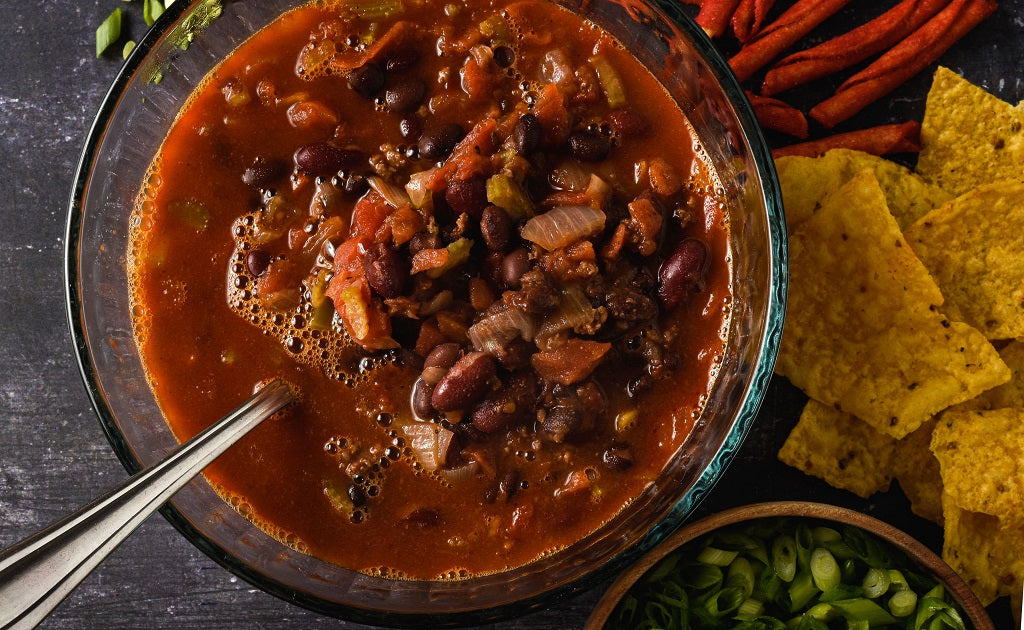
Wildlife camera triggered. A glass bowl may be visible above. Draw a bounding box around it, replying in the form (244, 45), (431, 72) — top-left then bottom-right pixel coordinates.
(65, 0), (786, 625)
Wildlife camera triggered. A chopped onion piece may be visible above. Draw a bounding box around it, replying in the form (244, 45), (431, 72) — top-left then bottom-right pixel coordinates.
(401, 423), (454, 472)
(441, 460), (479, 484)
(468, 307), (535, 355)
(537, 287), (595, 340)
(404, 168), (437, 209)
(368, 175), (411, 208)
(549, 160), (590, 192)
(521, 206), (605, 250)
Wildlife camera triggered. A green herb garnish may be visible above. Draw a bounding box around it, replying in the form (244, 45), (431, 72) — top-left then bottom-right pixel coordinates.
(95, 8), (122, 57)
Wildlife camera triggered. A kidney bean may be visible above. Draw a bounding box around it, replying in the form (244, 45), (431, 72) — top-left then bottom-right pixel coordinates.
(657, 238), (708, 311)
(424, 342), (462, 371)
(399, 116), (422, 141)
(497, 337), (534, 371)
(431, 351), (496, 411)
(241, 157), (286, 188)
(246, 249), (271, 278)
(363, 242), (408, 299)
(347, 62), (384, 99)
(412, 378), (436, 419)
(500, 248), (530, 288)
(418, 123), (466, 161)
(512, 113), (542, 155)
(480, 205), (512, 252)
(470, 390), (519, 433)
(385, 77), (426, 113)
(294, 143), (366, 177)
(567, 130), (610, 162)
(445, 176), (488, 216)
(607, 108), (650, 138)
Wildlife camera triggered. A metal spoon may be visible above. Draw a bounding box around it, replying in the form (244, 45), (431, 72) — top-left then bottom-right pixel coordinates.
(0, 379), (293, 629)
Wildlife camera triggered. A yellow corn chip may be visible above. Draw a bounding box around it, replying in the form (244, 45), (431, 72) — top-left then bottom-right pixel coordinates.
(917, 66), (1024, 196)
(777, 170), (1010, 439)
(904, 181), (1024, 340)
(942, 496), (1002, 606)
(777, 149), (951, 232)
(892, 418), (943, 524)
(778, 399), (896, 498)
(931, 407), (1024, 521)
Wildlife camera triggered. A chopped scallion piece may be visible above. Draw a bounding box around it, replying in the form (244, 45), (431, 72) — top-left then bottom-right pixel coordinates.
(861, 567), (890, 599)
(144, 0), (165, 27)
(95, 8), (122, 58)
(772, 535), (797, 582)
(809, 548), (840, 592)
(696, 545), (738, 567)
(888, 588), (917, 617)
(122, 40), (136, 59)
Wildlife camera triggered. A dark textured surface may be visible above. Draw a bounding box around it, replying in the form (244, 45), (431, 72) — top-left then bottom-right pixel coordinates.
(0, 1), (1020, 628)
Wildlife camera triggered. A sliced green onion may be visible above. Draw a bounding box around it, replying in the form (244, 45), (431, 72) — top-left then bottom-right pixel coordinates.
(830, 597), (898, 625)
(772, 535), (798, 582)
(847, 619), (870, 630)
(809, 548), (840, 592)
(818, 584), (862, 602)
(698, 545), (738, 567)
(811, 527), (841, 546)
(727, 556), (756, 599)
(888, 588), (917, 617)
(861, 567), (890, 599)
(794, 524), (814, 571)
(736, 597), (765, 618)
(705, 585), (745, 616)
(143, 0), (165, 26)
(786, 572), (819, 612)
(887, 569), (909, 591)
(683, 562), (722, 590)
(717, 531), (769, 565)
(122, 40), (136, 59)
(804, 602), (835, 621)
(95, 8), (122, 57)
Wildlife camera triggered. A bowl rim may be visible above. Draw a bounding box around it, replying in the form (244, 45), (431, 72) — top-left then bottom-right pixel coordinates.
(63, 0), (787, 625)
(585, 501), (995, 630)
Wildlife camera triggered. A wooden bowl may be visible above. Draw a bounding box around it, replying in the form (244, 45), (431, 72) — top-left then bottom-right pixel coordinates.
(586, 501), (993, 629)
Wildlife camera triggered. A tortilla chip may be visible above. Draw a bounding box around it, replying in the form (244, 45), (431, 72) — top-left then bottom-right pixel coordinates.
(776, 148), (952, 232)
(917, 67), (1024, 196)
(930, 407), (1024, 521)
(904, 181), (1024, 339)
(892, 418), (944, 524)
(942, 496), (1002, 606)
(776, 170), (1010, 439)
(778, 399), (896, 498)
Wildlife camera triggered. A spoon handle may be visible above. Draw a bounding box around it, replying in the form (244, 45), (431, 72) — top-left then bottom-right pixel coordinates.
(0, 379), (293, 629)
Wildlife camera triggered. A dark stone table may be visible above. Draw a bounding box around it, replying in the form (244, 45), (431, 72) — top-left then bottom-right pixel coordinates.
(1, 1), (1019, 627)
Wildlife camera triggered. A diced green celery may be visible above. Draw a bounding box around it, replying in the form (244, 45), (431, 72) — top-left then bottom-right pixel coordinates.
(479, 14), (511, 41)
(309, 300), (335, 331)
(169, 199), (210, 231)
(323, 479), (354, 516)
(427, 238), (473, 278)
(486, 173), (533, 219)
(615, 408), (639, 432)
(590, 55), (627, 109)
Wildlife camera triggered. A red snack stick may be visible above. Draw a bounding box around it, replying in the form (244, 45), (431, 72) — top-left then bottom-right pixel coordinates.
(761, 0), (952, 96)
(746, 91), (809, 138)
(728, 0), (853, 82)
(771, 121), (921, 159)
(696, 0), (742, 39)
(809, 0), (997, 128)
(731, 0), (777, 44)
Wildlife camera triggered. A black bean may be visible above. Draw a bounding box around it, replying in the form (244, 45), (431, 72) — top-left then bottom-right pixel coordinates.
(512, 113), (542, 155)
(424, 342), (462, 371)
(492, 45), (515, 69)
(479, 206), (512, 252)
(431, 351), (496, 411)
(386, 48), (420, 74)
(607, 108), (650, 138)
(540, 406), (581, 443)
(658, 238), (708, 311)
(245, 249), (271, 277)
(241, 157), (286, 188)
(385, 78), (426, 113)
(363, 243), (408, 299)
(602, 447), (633, 471)
(418, 123), (466, 161)
(405, 507), (440, 527)
(399, 116), (422, 141)
(294, 143), (366, 177)
(347, 62), (384, 99)
(500, 248), (531, 288)
(445, 176), (488, 217)
(567, 130), (611, 162)
(341, 173), (369, 196)
(412, 378), (436, 419)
